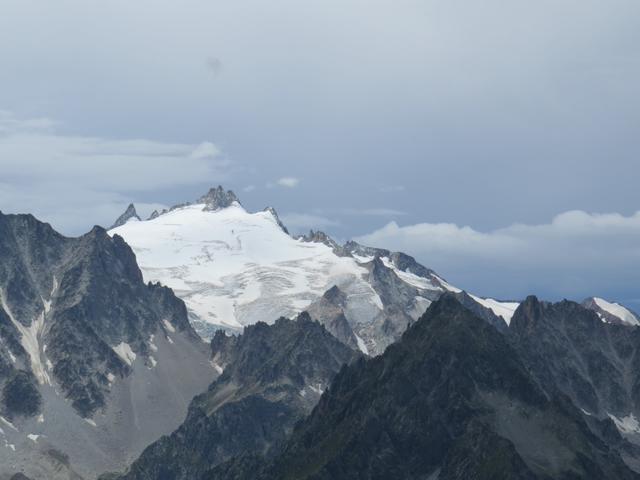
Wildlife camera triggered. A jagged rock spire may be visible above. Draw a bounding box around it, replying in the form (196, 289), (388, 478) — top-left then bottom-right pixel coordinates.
(109, 203), (140, 230)
(197, 186), (240, 211)
(300, 230), (340, 250)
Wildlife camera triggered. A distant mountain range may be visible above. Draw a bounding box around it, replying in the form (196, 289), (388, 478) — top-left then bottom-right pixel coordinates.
(104, 313), (359, 480)
(109, 186), (638, 352)
(0, 186), (638, 479)
(112, 294), (640, 480)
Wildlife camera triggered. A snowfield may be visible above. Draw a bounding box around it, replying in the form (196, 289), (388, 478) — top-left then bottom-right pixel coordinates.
(593, 297), (640, 326)
(111, 203), (383, 336)
(111, 200), (523, 349)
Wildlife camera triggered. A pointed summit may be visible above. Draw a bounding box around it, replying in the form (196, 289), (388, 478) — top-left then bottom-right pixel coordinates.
(197, 186), (240, 211)
(263, 206), (289, 234)
(109, 203), (140, 230)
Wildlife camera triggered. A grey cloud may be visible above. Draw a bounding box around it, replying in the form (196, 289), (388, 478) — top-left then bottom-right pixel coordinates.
(276, 177), (300, 188)
(0, 111), (230, 233)
(356, 211), (640, 307)
(0, 110), (57, 134)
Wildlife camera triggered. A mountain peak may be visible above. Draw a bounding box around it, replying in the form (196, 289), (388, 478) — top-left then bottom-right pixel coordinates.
(322, 285), (347, 305)
(299, 230), (339, 250)
(197, 186), (240, 211)
(263, 206), (289, 234)
(110, 203), (140, 229)
(582, 296), (640, 326)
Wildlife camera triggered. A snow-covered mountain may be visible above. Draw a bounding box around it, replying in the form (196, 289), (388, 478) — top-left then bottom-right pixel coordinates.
(110, 186), (518, 355)
(582, 297), (640, 326)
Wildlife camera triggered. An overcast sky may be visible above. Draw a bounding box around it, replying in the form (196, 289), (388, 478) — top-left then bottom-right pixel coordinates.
(1, 0), (639, 308)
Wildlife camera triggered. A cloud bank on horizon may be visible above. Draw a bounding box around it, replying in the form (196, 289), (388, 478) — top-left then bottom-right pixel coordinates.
(356, 211), (640, 308)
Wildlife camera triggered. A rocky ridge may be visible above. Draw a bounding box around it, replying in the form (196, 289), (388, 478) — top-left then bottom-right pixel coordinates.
(0, 212), (214, 479)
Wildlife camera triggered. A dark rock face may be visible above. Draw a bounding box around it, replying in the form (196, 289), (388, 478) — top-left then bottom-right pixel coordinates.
(133, 186), (241, 221)
(0, 299), (38, 420)
(10, 474), (33, 480)
(108, 314), (359, 480)
(509, 296), (640, 423)
(342, 240), (438, 280)
(301, 237), (508, 356)
(2, 371), (41, 417)
(450, 290), (509, 333)
(0, 211), (215, 479)
(110, 204), (141, 229)
(352, 256), (443, 354)
(298, 230), (340, 251)
(0, 212), (200, 419)
(204, 295), (639, 480)
(306, 286), (359, 351)
(198, 186), (240, 211)
(310, 237), (478, 355)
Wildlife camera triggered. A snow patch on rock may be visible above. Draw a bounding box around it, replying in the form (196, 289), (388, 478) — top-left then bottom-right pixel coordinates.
(380, 257), (442, 291)
(608, 413), (640, 434)
(469, 294), (520, 325)
(594, 298), (640, 326)
(355, 334), (369, 355)
(0, 417), (17, 432)
(113, 342), (137, 366)
(0, 287), (52, 385)
(162, 319), (176, 333)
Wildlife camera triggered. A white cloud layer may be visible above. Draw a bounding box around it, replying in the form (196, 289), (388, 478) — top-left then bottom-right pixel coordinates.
(356, 211), (640, 306)
(0, 111), (229, 233)
(276, 177), (300, 188)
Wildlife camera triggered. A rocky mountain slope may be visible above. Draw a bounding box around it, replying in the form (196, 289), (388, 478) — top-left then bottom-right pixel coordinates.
(110, 186), (518, 355)
(509, 297), (640, 454)
(0, 212), (214, 479)
(105, 314), (359, 480)
(204, 295), (640, 480)
(197, 297), (640, 480)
